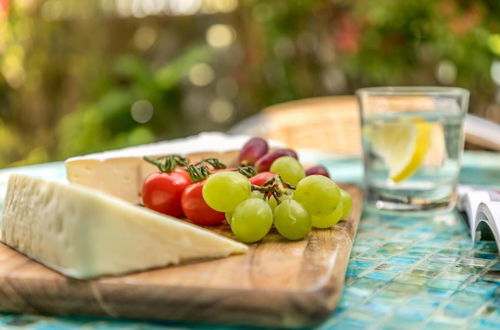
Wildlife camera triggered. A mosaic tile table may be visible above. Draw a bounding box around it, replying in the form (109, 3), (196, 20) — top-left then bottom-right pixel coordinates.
(0, 151), (499, 330)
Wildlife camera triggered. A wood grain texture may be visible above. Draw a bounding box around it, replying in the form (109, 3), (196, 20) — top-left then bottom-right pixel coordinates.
(0, 183), (362, 328)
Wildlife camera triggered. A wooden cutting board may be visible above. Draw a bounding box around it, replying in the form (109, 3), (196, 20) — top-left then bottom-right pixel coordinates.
(0, 183), (362, 328)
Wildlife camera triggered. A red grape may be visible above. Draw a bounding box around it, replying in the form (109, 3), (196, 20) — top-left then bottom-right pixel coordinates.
(255, 149), (298, 173)
(238, 137), (269, 166)
(305, 165), (330, 178)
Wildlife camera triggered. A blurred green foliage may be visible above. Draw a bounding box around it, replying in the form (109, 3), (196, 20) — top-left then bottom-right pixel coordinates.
(0, 0), (499, 167)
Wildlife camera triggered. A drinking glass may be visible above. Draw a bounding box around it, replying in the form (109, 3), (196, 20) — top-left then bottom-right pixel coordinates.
(356, 87), (469, 212)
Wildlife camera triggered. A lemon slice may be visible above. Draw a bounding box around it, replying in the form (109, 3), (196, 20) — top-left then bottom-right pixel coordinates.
(365, 118), (431, 183)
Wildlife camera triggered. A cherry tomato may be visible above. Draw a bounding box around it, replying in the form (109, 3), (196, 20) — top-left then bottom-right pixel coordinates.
(250, 171), (275, 186)
(181, 181), (225, 225)
(142, 169), (192, 217)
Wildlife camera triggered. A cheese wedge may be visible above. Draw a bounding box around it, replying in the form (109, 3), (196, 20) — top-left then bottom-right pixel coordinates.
(1, 174), (248, 279)
(65, 132), (283, 204)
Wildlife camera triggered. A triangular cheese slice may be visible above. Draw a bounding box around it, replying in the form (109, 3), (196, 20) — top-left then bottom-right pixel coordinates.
(1, 174), (247, 279)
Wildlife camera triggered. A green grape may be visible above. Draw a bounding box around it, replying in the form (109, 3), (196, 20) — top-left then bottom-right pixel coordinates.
(231, 198), (273, 243)
(312, 201), (343, 229)
(267, 188), (293, 211)
(267, 195), (278, 211)
(273, 200), (311, 240)
(293, 175), (340, 216)
(202, 171), (251, 212)
(340, 189), (352, 219)
(250, 190), (265, 200)
(270, 156), (305, 186)
(225, 212), (233, 225)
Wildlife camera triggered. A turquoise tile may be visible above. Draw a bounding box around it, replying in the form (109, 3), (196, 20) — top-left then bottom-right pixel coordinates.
(471, 252), (497, 260)
(337, 296), (364, 311)
(375, 263), (409, 273)
(343, 286), (375, 299)
(425, 319), (467, 330)
(429, 255), (459, 264)
(363, 271), (398, 282)
(416, 239), (451, 249)
(442, 301), (481, 319)
(358, 300), (395, 314)
(425, 288), (456, 299)
(352, 277), (387, 290)
(420, 261), (449, 271)
(436, 272), (470, 282)
(427, 279), (463, 291)
(409, 268), (439, 278)
(395, 274), (430, 286)
(459, 257), (491, 268)
(345, 268), (364, 277)
(489, 261), (500, 271)
(470, 316), (500, 330)
(463, 280), (498, 297)
(404, 250), (432, 257)
(450, 291), (487, 306)
(351, 245), (370, 255)
(324, 311), (378, 329)
(406, 297), (442, 308)
(392, 305), (435, 322)
(481, 305), (500, 322)
(447, 265), (483, 275)
(349, 259), (379, 270)
(355, 252), (386, 261)
(370, 290), (409, 304)
(386, 256), (420, 266)
(382, 282), (423, 295)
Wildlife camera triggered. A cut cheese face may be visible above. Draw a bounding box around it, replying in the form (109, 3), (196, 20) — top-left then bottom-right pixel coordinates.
(65, 132), (283, 204)
(1, 174), (248, 279)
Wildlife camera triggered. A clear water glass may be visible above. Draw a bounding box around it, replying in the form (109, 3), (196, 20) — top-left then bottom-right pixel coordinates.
(357, 87), (469, 212)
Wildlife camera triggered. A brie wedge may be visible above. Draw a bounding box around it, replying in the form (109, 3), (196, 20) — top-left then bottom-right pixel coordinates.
(65, 132), (283, 204)
(1, 174), (248, 279)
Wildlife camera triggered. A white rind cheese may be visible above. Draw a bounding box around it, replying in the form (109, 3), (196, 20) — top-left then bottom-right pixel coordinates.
(1, 174), (248, 279)
(65, 132), (283, 204)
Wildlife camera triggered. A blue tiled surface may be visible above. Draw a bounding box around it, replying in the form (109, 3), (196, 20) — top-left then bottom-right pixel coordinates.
(0, 151), (499, 329)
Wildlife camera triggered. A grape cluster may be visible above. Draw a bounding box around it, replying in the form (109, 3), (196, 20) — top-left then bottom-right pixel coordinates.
(201, 138), (352, 243)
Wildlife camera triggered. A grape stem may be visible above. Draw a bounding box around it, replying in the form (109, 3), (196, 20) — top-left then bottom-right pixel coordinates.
(143, 155), (189, 172)
(186, 164), (211, 182)
(196, 158), (227, 169)
(234, 166), (256, 178)
(251, 174), (294, 204)
(186, 158), (256, 182)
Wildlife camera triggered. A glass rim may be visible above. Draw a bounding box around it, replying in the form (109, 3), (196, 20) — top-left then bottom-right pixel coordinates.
(356, 86), (469, 97)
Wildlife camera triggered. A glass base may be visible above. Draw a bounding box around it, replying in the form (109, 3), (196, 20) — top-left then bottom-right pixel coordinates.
(365, 189), (457, 214)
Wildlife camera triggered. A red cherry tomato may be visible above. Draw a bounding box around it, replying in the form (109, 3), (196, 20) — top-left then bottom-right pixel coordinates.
(181, 181), (225, 225)
(250, 171), (276, 186)
(141, 169), (192, 217)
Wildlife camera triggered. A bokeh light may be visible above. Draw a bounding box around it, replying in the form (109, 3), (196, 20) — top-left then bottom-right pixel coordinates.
(134, 26), (157, 50)
(206, 24), (236, 48)
(208, 98), (233, 123)
(491, 61), (500, 86)
(188, 63), (215, 86)
(201, 0), (238, 14)
(436, 60), (457, 85)
(131, 100), (154, 123)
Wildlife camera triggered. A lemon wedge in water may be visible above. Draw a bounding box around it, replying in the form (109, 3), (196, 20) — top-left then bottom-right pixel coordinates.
(365, 118), (431, 183)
